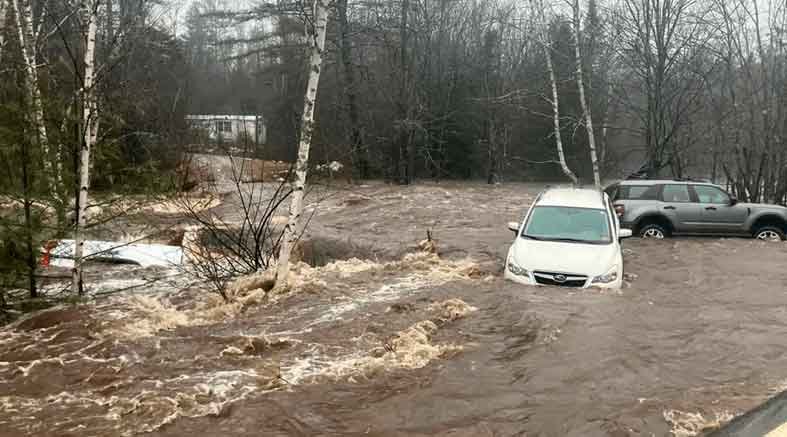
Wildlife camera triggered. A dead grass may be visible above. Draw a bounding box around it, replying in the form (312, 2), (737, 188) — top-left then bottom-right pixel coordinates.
(179, 155), (291, 188)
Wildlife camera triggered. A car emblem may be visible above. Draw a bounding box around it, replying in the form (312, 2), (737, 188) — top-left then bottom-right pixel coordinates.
(553, 274), (567, 283)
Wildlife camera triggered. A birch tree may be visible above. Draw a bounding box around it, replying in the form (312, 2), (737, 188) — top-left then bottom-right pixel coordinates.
(533, 0), (579, 185)
(72, 0), (100, 295)
(275, 0), (329, 286)
(0, 0), (8, 60)
(11, 0), (60, 197)
(572, 0), (600, 187)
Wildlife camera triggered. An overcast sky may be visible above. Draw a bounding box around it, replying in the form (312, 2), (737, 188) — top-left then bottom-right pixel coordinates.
(155, 0), (259, 37)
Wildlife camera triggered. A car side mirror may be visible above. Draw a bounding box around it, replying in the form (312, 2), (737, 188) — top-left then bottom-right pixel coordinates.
(729, 195), (738, 206)
(507, 222), (520, 234)
(619, 229), (633, 239)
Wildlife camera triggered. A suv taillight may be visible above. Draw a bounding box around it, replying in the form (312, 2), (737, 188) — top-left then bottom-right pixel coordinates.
(614, 204), (625, 217)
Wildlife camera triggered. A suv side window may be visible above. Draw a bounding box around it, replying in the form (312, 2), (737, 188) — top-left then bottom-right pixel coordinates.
(692, 185), (730, 204)
(625, 185), (650, 199)
(639, 184), (661, 200)
(661, 184), (692, 202)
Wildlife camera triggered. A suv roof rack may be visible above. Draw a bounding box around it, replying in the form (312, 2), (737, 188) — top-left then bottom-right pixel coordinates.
(625, 171), (649, 180)
(672, 177), (711, 183)
(622, 176), (711, 183)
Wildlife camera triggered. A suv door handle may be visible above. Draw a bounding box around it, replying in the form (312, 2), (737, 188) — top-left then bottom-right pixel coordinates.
(664, 206), (676, 210)
(705, 206), (717, 211)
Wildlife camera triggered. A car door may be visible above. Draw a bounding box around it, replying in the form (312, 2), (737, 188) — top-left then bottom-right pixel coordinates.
(660, 184), (703, 232)
(690, 184), (749, 233)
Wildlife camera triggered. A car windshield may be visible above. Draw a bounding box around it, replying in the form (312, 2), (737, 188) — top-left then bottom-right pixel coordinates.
(523, 206), (611, 244)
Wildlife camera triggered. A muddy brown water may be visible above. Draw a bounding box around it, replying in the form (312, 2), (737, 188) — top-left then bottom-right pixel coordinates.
(2, 182), (787, 436)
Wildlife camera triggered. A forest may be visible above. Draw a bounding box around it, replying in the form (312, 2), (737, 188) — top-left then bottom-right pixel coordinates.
(182, 0), (787, 194)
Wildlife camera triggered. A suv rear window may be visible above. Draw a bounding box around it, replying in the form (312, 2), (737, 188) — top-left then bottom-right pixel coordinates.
(625, 186), (649, 199)
(616, 185), (658, 200)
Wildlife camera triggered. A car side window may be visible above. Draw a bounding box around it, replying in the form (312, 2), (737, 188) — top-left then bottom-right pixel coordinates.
(693, 185), (729, 204)
(640, 185), (661, 200)
(661, 185), (692, 202)
(625, 186), (650, 199)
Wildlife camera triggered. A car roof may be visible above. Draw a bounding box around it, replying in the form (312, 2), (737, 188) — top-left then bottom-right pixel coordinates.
(616, 179), (718, 187)
(536, 187), (606, 209)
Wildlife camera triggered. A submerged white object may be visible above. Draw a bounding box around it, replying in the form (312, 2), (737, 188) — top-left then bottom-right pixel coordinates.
(49, 240), (184, 268)
(504, 187), (630, 289)
(316, 160), (344, 173)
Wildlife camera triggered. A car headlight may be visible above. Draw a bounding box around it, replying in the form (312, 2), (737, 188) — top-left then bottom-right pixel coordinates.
(507, 259), (529, 276)
(592, 265), (619, 284)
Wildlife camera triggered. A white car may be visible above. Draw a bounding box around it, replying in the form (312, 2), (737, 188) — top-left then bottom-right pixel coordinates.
(504, 187), (632, 289)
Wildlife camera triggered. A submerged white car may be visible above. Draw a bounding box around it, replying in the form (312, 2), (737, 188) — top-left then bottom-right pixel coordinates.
(504, 187), (632, 289)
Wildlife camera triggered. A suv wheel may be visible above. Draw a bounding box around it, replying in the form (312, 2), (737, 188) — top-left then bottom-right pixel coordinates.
(639, 223), (669, 239)
(754, 226), (786, 242)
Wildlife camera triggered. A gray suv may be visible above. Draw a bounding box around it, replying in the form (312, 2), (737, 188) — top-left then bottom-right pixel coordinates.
(605, 180), (787, 241)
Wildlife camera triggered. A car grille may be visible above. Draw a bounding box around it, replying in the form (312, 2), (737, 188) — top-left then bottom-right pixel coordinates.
(533, 271), (587, 287)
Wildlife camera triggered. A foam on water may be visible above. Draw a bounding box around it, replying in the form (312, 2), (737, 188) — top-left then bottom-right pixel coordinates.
(0, 243), (486, 434)
(280, 299), (476, 384)
(663, 409), (736, 436)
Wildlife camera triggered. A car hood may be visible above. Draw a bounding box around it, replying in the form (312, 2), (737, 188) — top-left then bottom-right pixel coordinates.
(509, 238), (619, 276)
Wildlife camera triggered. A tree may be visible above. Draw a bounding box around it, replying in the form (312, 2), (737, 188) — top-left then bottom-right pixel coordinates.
(1, 0), (190, 302)
(10, 0), (60, 202)
(619, 0), (708, 177)
(481, 26), (504, 184)
(534, 0), (579, 185)
(72, 0), (100, 295)
(396, 0), (414, 184)
(710, 0), (787, 203)
(0, 0), (8, 60)
(336, 0), (367, 181)
(276, 0), (330, 286)
(572, 0), (601, 187)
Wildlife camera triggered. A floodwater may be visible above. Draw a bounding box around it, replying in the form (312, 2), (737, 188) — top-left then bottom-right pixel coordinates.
(2, 182), (787, 437)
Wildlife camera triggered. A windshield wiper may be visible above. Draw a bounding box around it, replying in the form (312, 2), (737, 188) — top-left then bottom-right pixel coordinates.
(524, 236), (603, 244)
(550, 237), (607, 244)
(522, 235), (607, 244)
(550, 237), (588, 243)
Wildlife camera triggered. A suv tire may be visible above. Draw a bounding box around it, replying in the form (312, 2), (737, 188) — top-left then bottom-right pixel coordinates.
(753, 226), (786, 242)
(639, 223), (670, 239)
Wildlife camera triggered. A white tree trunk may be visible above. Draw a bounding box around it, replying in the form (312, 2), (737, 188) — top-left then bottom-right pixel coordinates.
(275, 0), (329, 286)
(543, 41), (578, 184)
(0, 0), (8, 60)
(12, 0), (64, 203)
(573, 0), (601, 187)
(600, 82), (613, 168)
(72, 0), (99, 295)
(11, 0), (60, 195)
(532, 0), (578, 185)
